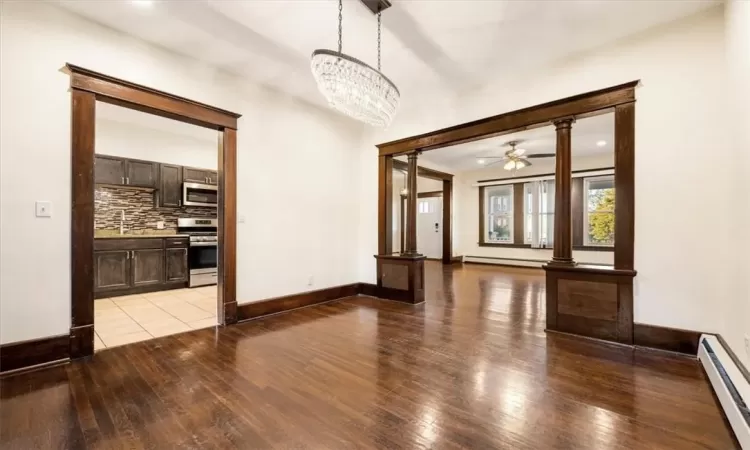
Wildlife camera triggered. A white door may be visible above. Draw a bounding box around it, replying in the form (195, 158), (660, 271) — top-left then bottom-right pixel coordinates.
(417, 197), (442, 259)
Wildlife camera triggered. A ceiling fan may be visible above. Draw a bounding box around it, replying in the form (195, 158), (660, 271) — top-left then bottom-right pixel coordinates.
(476, 140), (555, 171)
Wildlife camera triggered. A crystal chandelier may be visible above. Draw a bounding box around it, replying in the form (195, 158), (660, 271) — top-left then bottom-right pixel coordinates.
(311, 0), (400, 127)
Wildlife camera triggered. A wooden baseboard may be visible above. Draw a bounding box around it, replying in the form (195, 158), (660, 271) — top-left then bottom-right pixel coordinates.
(633, 323), (703, 355)
(0, 334), (70, 375)
(358, 282), (379, 297)
(450, 256), (463, 264)
(237, 284), (360, 322)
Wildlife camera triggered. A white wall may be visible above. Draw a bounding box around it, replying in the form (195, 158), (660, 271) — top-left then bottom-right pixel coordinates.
(0, 2), (364, 344)
(725, 0), (750, 367)
(457, 153), (615, 265)
(358, 6), (735, 335)
(96, 116), (218, 170)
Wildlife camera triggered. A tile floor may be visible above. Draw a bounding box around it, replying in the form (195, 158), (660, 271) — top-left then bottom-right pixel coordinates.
(94, 286), (217, 351)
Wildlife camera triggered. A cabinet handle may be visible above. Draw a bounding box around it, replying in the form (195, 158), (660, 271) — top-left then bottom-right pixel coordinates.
(178, 200), (181, 207)
(121, 177), (124, 184)
(126, 177), (130, 185)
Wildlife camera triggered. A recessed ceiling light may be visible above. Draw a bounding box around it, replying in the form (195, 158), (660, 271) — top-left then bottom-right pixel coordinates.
(132, 0), (153, 8)
(596, 140), (607, 147)
(477, 159), (486, 165)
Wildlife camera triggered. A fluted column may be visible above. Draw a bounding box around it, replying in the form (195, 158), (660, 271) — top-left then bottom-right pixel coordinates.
(550, 118), (576, 266)
(403, 151), (421, 256)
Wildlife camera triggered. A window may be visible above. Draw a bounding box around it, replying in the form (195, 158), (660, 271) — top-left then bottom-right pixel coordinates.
(484, 185), (513, 243)
(584, 176), (615, 246)
(418, 200), (431, 214)
(524, 181), (555, 248)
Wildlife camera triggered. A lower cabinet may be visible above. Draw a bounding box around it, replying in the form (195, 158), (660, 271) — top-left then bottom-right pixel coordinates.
(94, 238), (188, 298)
(166, 248), (189, 282)
(132, 249), (165, 286)
(94, 250), (131, 292)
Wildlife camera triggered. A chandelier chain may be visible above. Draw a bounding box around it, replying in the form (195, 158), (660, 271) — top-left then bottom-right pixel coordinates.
(377, 12), (381, 71)
(338, 0), (343, 53)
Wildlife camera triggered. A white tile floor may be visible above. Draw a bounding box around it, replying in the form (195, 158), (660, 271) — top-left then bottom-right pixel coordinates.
(94, 286), (217, 351)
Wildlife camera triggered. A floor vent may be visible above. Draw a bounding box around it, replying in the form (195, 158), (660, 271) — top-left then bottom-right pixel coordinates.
(699, 335), (750, 449)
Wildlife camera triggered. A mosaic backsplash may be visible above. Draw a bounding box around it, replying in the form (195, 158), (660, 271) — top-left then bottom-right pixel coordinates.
(95, 186), (215, 231)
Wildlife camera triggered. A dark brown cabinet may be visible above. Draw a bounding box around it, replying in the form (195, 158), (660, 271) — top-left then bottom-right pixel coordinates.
(159, 163), (183, 207)
(94, 155), (157, 189)
(94, 250), (131, 292)
(126, 160), (158, 188)
(94, 238), (188, 298)
(132, 249), (165, 286)
(94, 155), (127, 185)
(183, 166), (218, 185)
(166, 248), (188, 282)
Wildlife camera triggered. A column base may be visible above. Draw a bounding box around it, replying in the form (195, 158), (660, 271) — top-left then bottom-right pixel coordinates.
(373, 254), (425, 304)
(547, 257), (577, 267)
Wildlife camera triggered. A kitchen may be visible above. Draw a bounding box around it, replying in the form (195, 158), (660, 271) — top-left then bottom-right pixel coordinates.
(93, 104), (220, 350)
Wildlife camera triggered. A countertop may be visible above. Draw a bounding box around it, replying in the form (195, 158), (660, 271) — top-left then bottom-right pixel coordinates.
(94, 233), (189, 239)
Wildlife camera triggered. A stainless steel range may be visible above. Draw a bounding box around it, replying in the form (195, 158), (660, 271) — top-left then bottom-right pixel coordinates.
(177, 218), (217, 288)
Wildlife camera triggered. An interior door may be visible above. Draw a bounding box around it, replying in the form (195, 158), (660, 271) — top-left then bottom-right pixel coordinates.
(417, 197), (442, 259)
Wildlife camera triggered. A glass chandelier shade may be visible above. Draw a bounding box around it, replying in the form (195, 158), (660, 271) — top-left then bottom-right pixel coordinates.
(311, 0), (400, 127)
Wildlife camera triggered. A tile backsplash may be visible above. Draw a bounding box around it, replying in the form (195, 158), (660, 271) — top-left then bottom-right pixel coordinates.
(95, 186), (215, 231)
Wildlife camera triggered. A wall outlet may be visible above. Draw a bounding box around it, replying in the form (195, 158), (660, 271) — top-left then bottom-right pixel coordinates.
(35, 201), (52, 218)
(156, 221), (165, 230)
(307, 276), (314, 287)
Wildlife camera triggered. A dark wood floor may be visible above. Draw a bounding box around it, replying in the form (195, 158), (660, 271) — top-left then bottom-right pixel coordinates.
(0, 262), (736, 449)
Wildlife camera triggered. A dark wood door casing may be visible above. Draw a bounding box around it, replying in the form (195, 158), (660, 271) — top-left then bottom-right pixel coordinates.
(66, 63), (241, 364)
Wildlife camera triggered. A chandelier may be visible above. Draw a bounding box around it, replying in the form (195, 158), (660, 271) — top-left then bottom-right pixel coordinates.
(311, 0), (400, 127)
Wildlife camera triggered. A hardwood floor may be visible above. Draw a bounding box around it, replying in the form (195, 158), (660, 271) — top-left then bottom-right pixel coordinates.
(0, 262), (736, 449)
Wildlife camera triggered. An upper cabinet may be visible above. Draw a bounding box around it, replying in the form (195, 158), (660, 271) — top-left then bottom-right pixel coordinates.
(158, 163), (183, 207)
(94, 155), (157, 189)
(94, 155), (127, 185)
(183, 166), (218, 185)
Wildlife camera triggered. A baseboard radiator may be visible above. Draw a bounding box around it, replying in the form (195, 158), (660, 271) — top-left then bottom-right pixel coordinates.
(698, 335), (750, 448)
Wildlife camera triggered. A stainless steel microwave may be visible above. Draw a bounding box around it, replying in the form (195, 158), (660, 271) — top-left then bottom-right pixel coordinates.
(182, 182), (218, 208)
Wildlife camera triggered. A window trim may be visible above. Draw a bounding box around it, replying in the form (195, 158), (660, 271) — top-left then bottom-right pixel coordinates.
(481, 184), (514, 244)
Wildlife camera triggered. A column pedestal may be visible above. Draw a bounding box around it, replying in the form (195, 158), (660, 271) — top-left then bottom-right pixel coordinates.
(374, 254), (425, 304)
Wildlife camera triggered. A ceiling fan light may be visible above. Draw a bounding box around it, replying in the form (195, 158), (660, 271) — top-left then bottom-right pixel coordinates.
(478, 159), (486, 164)
(503, 161), (515, 171)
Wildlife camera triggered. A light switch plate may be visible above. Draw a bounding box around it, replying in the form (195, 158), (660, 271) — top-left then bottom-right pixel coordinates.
(35, 201), (52, 218)
(238, 215), (246, 224)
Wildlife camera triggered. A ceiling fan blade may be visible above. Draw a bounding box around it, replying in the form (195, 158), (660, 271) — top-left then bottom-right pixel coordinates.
(526, 153), (556, 158)
(514, 148), (526, 156)
(475, 156), (506, 160)
(520, 158), (532, 167)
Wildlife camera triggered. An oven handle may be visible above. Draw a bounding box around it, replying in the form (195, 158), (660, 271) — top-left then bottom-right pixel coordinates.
(189, 242), (218, 247)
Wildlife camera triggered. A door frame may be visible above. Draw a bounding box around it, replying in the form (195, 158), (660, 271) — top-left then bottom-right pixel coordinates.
(68, 64), (241, 359)
(392, 160), (453, 263)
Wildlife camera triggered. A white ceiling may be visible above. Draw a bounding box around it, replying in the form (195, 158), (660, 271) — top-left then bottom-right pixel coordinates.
(54, 0), (719, 112)
(419, 112), (614, 172)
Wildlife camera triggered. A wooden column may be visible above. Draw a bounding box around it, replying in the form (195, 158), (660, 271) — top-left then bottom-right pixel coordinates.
(550, 118), (576, 266)
(614, 102), (635, 270)
(377, 155), (393, 255)
(403, 151), (421, 256)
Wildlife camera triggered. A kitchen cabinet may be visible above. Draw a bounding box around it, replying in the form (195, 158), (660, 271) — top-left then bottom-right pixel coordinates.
(166, 248), (189, 282)
(94, 250), (131, 293)
(126, 159), (158, 188)
(132, 249), (165, 286)
(158, 163), (183, 207)
(94, 155), (127, 185)
(94, 155), (158, 189)
(94, 237), (188, 298)
(183, 166), (218, 185)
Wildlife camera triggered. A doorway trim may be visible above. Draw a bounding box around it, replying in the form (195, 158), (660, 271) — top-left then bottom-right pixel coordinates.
(392, 160), (453, 263)
(67, 64), (241, 359)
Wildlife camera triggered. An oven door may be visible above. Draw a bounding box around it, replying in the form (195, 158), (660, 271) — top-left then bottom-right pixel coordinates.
(183, 182), (218, 208)
(188, 242), (217, 273)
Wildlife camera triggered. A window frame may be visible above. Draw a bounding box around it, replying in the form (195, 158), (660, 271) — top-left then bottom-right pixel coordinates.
(480, 185), (515, 245)
(583, 175), (615, 247)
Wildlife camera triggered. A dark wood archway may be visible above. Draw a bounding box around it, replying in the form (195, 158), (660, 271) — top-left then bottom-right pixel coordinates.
(374, 81), (640, 345)
(67, 64), (241, 359)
